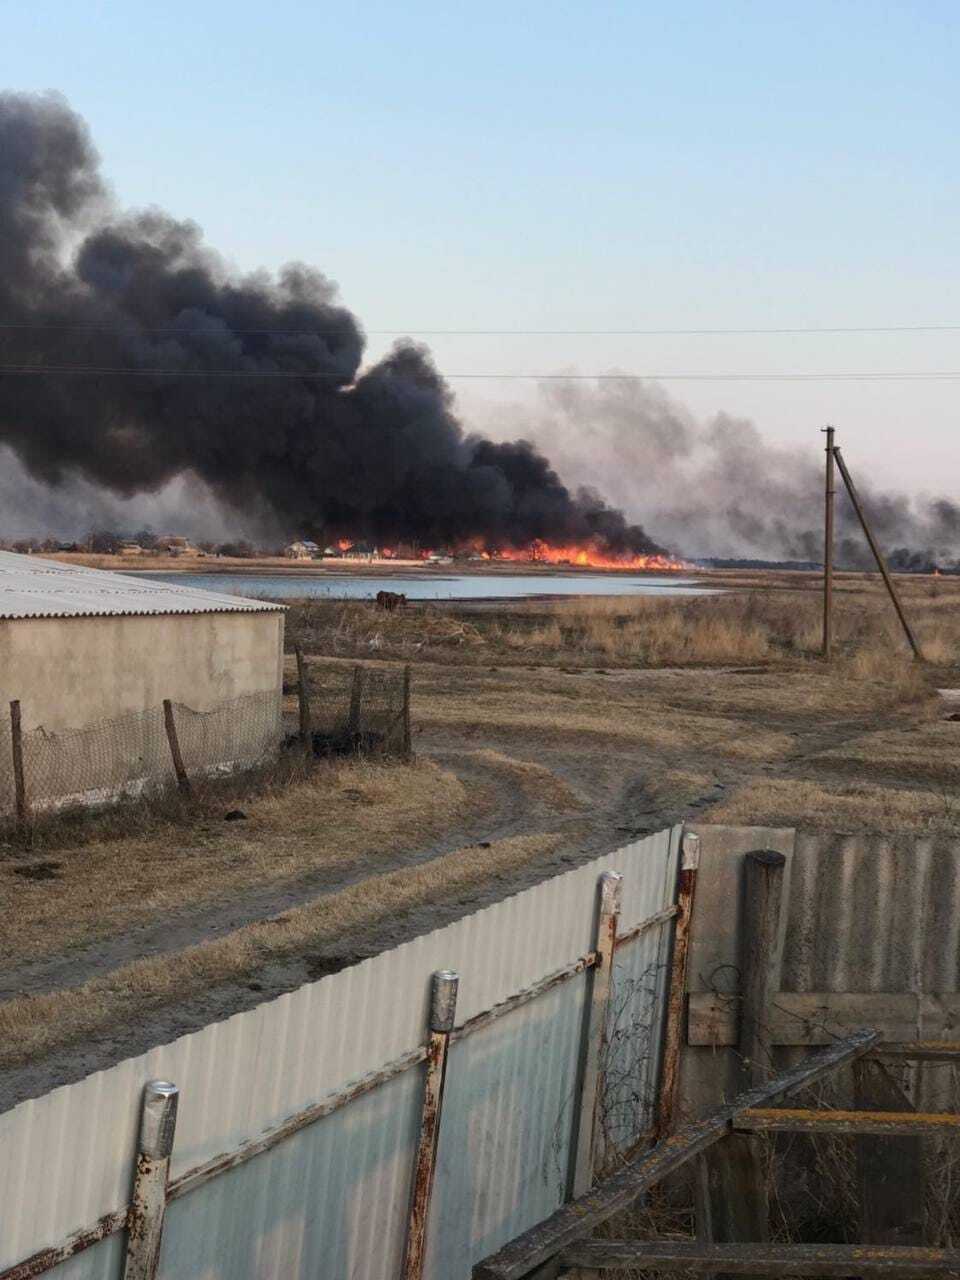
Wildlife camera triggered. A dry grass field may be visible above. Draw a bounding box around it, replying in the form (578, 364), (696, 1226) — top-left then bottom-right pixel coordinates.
(2, 567), (958, 1102)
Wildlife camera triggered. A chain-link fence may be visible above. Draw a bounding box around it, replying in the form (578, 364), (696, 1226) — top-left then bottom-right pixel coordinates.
(0, 690), (283, 823)
(290, 658), (411, 759)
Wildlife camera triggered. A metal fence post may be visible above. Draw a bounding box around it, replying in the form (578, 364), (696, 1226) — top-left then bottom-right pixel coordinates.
(402, 969), (459, 1280)
(569, 870), (623, 1200)
(123, 1080), (179, 1280)
(656, 831), (701, 1138)
(294, 645), (312, 749)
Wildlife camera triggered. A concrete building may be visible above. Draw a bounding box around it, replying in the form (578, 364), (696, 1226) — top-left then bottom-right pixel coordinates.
(0, 553), (285, 812)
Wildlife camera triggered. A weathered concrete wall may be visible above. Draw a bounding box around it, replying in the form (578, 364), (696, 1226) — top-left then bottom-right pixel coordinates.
(0, 611), (284, 732)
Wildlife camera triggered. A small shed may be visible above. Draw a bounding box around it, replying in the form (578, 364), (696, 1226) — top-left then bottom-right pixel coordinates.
(0, 553), (285, 813)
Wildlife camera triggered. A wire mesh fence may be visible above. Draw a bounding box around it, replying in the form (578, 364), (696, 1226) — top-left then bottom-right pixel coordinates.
(0, 660), (412, 825)
(290, 656), (411, 760)
(0, 690), (283, 823)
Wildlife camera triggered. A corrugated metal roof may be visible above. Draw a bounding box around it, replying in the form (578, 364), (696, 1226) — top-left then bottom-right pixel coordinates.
(0, 552), (284, 620)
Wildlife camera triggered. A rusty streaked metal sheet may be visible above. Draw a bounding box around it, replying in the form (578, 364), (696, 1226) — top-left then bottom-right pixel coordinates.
(0, 552), (283, 620)
(0, 826), (681, 1280)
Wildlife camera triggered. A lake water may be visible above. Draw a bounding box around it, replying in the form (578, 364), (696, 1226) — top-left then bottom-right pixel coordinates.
(134, 570), (715, 602)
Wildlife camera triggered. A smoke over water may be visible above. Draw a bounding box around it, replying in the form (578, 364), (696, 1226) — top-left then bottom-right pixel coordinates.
(0, 91), (664, 559)
(504, 380), (960, 570)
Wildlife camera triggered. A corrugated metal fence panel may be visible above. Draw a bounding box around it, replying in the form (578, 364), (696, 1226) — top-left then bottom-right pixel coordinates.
(783, 832), (960, 994)
(2, 824), (680, 1278)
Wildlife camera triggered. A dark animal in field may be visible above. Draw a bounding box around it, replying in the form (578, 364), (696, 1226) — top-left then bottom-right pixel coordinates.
(376, 590), (407, 611)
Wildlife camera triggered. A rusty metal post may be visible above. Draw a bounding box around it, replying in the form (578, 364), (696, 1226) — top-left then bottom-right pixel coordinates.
(822, 426), (835, 659)
(9, 699), (27, 830)
(401, 969), (459, 1280)
(569, 870), (623, 1199)
(294, 645), (312, 748)
(122, 1080), (179, 1280)
(656, 831), (701, 1138)
(161, 700), (191, 795)
(833, 446), (924, 660)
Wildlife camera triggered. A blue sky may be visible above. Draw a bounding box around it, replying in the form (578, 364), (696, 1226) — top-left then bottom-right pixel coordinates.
(3, 0), (958, 493)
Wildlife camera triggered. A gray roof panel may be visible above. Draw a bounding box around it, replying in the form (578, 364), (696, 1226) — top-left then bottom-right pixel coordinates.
(0, 552), (284, 620)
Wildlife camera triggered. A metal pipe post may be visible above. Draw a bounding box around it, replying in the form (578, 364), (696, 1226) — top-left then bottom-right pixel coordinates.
(161, 700), (191, 794)
(9, 699), (27, 830)
(822, 426), (835, 659)
(123, 1080), (179, 1280)
(656, 831), (701, 1138)
(832, 447), (924, 660)
(402, 969), (459, 1280)
(569, 870), (623, 1199)
(294, 644), (312, 747)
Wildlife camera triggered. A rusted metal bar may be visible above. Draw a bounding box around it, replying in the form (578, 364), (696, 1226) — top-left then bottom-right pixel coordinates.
(9, 699), (27, 829)
(734, 1106), (960, 1136)
(822, 425), (835, 659)
(615, 903), (678, 948)
(833, 446), (924, 660)
(656, 830), (701, 1139)
(169, 1044), (427, 1202)
(569, 871), (623, 1198)
(473, 1030), (881, 1280)
(557, 1241), (960, 1274)
(0, 1212), (128, 1280)
(402, 969), (459, 1280)
(122, 1080), (179, 1280)
(161, 699), (191, 794)
(294, 645), (311, 746)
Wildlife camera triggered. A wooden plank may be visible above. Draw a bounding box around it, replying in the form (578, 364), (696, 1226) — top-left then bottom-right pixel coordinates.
(558, 1241), (960, 1274)
(739, 850), (786, 1086)
(688, 992), (960, 1047)
(656, 831), (700, 1139)
(854, 1059), (925, 1248)
(472, 1030), (880, 1280)
(9, 699), (28, 828)
(734, 1107), (960, 1136)
(162, 699), (191, 794)
(874, 1040), (960, 1062)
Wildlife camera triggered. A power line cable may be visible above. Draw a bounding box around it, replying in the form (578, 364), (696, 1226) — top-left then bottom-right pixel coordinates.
(1, 365), (960, 381)
(2, 322), (960, 337)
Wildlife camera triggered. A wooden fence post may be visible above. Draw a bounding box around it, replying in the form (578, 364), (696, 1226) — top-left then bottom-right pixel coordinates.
(704, 850), (786, 1276)
(347, 665), (365, 743)
(402, 663), (412, 759)
(402, 969), (459, 1280)
(294, 645), (312, 748)
(657, 830), (701, 1138)
(162, 700), (191, 794)
(569, 870), (623, 1200)
(9, 699), (28, 830)
(123, 1080), (179, 1280)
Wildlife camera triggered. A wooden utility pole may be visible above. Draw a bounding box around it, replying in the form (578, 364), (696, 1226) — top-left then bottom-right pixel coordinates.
(832, 447), (924, 661)
(822, 427), (835, 659)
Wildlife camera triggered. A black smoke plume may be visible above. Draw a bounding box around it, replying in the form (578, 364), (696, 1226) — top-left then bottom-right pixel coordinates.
(0, 91), (665, 556)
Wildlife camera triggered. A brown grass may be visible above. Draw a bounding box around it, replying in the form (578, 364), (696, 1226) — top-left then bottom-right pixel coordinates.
(1, 758), (470, 965)
(0, 832), (562, 1069)
(704, 776), (960, 833)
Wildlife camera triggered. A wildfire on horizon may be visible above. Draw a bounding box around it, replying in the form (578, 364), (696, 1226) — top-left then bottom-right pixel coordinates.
(330, 537), (687, 571)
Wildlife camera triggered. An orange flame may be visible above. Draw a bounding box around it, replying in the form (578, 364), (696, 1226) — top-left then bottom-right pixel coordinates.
(494, 539), (686, 571)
